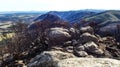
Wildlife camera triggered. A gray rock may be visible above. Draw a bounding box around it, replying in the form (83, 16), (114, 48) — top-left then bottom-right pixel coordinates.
(3, 53), (13, 62)
(93, 49), (104, 55)
(27, 51), (75, 67)
(80, 33), (98, 43)
(101, 37), (116, 46)
(70, 28), (76, 34)
(75, 51), (88, 57)
(51, 47), (64, 51)
(50, 27), (69, 32)
(84, 42), (104, 55)
(47, 27), (71, 44)
(84, 41), (98, 50)
(72, 39), (78, 45)
(70, 28), (80, 35)
(86, 55), (94, 58)
(65, 46), (74, 53)
(80, 26), (94, 34)
(64, 41), (72, 46)
(49, 28), (71, 39)
(75, 46), (85, 51)
(56, 58), (120, 67)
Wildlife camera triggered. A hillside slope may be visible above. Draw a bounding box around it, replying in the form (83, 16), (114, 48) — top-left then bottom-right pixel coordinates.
(34, 10), (102, 23)
(83, 10), (120, 36)
(48, 10), (98, 23)
(85, 10), (120, 25)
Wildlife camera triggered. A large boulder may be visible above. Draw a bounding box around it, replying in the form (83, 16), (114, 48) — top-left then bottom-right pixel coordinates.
(56, 58), (120, 67)
(74, 51), (88, 57)
(27, 51), (75, 67)
(69, 28), (80, 38)
(79, 33), (98, 44)
(47, 27), (71, 44)
(80, 26), (94, 34)
(64, 46), (74, 53)
(84, 42), (104, 55)
(74, 41), (103, 56)
(101, 36), (116, 47)
(84, 42), (98, 50)
(75, 45), (85, 51)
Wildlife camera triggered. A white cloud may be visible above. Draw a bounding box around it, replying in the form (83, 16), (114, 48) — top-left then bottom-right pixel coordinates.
(0, 0), (120, 11)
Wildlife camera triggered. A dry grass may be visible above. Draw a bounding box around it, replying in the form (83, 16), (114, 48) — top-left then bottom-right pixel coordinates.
(0, 33), (14, 41)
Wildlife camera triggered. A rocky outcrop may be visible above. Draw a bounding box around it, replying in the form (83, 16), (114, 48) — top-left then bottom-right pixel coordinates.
(84, 42), (104, 55)
(80, 26), (94, 34)
(47, 27), (71, 45)
(79, 33), (98, 44)
(56, 58), (120, 67)
(27, 51), (75, 67)
(74, 41), (104, 57)
(2, 25), (120, 67)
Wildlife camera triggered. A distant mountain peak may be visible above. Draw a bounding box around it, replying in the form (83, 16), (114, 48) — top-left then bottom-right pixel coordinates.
(33, 13), (61, 22)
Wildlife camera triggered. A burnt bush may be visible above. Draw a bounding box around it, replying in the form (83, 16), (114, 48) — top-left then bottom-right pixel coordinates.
(0, 20), (71, 66)
(0, 22), (45, 66)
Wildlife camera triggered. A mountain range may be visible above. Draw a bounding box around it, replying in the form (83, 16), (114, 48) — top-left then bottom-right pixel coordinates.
(84, 10), (120, 36)
(34, 10), (103, 23)
(32, 10), (120, 37)
(1, 9), (120, 37)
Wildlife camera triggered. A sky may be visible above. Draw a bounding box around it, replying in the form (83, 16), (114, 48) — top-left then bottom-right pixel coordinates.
(0, 0), (120, 11)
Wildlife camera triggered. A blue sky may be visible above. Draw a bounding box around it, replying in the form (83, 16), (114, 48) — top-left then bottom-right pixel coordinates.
(0, 0), (120, 11)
